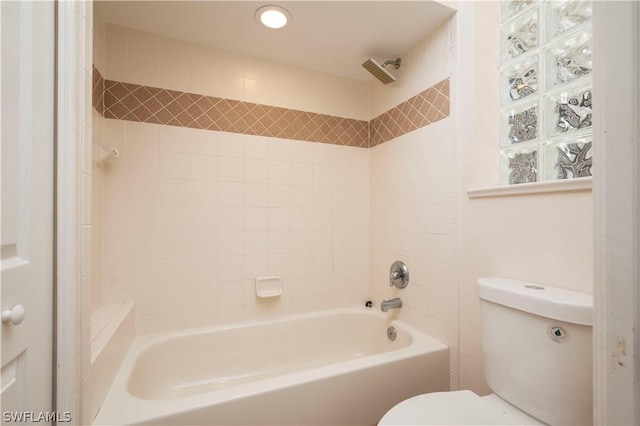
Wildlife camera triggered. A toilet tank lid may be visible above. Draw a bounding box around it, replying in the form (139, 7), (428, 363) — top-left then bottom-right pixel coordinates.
(477, 277), (593, 326)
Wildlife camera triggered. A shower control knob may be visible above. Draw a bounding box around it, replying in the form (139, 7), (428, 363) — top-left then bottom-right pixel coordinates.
(389, 261), (409, 289)
(2, 304), (26, 326)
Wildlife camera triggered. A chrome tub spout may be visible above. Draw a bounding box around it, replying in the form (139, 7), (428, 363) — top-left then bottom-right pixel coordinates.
(381, 298), (402, 312)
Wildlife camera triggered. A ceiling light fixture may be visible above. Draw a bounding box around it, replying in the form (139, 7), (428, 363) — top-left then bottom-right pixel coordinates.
(255, 5), (291, 29)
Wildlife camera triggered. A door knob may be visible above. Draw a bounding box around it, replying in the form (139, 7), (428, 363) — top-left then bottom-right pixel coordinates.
(2, 304), (26, 326)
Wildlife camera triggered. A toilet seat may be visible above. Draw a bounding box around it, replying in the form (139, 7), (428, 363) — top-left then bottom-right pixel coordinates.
(378, 390), (545, 425)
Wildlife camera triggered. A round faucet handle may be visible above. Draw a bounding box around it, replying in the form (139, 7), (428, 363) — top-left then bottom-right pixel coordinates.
(389, 261), (409, 289)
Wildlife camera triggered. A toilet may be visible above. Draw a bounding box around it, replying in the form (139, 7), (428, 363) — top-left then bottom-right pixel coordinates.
(379, 276), (593, 425)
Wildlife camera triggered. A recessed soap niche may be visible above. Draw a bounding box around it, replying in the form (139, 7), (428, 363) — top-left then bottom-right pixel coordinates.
(255, 276), (283, 298)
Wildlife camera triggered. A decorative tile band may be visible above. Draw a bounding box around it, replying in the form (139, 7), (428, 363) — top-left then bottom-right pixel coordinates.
(92, 65), (104, 116)
(369, 79), (450, 147)
(102, 79), (369, 148)
(93, 66), (449, 148)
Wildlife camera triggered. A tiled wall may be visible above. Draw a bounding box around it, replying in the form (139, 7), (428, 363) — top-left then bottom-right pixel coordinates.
(92, 66), (104, 116)
(89, 12), (141, 426)
(79, 2), (98, 424)
(91, 14), (456, 382)
(94, 24), (377, 333)
(104, 25), (370, 121)
(91, 112), (105, 313)
(100, 121), (370, 333)
(96, 69), (449, 149)
(368, 19), (460, 390)
(102, 79), (369, 147)
(369, 79), (450, 147)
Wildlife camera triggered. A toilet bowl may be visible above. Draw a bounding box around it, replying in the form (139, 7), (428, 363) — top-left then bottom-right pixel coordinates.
(379, 391), (543, 425)
(378, 277), (593, 426)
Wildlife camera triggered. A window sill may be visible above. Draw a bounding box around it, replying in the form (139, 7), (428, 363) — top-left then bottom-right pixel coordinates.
(466, 177), (592, 198)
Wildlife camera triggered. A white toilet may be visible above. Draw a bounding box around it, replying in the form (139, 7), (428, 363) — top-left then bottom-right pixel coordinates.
(379, 276), (593, 425)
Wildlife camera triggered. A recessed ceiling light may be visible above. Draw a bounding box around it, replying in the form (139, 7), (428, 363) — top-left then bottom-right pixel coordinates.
(256, 5), (291, 29)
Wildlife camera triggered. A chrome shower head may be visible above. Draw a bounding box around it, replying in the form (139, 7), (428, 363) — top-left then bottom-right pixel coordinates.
(362, 57), (401, 84)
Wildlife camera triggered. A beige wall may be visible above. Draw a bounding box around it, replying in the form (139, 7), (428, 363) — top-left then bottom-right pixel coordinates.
(99, 25), (371, 334)
(457, 2), (594, 394)
(104, 25), (369, 121)
(369, 19), (460, 390)
(369, 21), (453, 119)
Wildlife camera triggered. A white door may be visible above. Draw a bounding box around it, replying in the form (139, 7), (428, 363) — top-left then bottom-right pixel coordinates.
(1, 0), (55, 421)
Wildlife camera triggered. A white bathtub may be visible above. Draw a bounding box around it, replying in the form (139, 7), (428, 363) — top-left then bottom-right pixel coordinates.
(94, 307), (448, 425)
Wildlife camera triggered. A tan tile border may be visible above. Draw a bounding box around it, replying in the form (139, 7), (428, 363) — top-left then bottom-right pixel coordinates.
(369, 79), (450, 147)
(92, 65), (104, 116)
(93, 66), (449, 148)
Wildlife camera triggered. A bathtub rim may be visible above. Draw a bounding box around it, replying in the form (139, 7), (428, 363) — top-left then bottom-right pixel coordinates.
(94, 306), (448, 425)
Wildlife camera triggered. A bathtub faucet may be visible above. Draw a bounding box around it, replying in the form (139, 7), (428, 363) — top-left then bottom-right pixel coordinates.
(381, 298), (402, 312)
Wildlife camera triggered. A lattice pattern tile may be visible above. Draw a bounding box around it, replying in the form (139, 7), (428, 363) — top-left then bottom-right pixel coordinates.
(93, 70), (450, 148)
(103, 80), (369, 148)
(369, 78), (450, 147)
(92, 66), (104, 116)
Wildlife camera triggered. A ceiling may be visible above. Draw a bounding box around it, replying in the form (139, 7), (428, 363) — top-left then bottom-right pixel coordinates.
(95, 1), (456, 82)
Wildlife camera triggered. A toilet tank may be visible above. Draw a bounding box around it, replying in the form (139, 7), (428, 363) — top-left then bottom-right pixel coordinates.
(477, 277), (592, 426)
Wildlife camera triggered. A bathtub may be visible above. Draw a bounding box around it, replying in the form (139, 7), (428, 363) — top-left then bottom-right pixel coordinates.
(94, 307), (449, 425)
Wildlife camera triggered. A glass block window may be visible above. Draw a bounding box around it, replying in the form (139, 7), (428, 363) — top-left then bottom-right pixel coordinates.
(500, 0), (592, 184)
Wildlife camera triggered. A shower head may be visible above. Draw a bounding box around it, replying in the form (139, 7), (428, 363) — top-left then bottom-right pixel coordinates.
(362, 57), (401, 84)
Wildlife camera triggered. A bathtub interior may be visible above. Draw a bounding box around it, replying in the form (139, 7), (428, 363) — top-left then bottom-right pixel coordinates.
(94, 308), (450, 426)
(127, 311), (413, 400)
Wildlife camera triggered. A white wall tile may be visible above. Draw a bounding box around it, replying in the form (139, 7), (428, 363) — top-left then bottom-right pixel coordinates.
(268, 138), (291, 162)
(218, 132), (245, 158)
(218, 157), (243, 182)
(190, 180), (218, 206)
(243, 136), (269, 160)
(218, 231), (244, 256)
(217, 207), (244, 231)
(159, 151), (190, 179)
(244, 231), (268, 255)
(189, 155), (218, 181)
(159, 61), (192, 93)
(268, 208), (291, 231)
(217, 281), (243, 307)
(243, 159), (268, 183)
(191, 65), (218, 98)
(104, 25), (126, 81)
(292, 185), (313, 208)
(268, 253), (291, 276)
(242, 255), (268, 280)
(291, 163), (313, 185)
(216, 72), (245, 102)
(243, 183), (269, 207)
(158, 179), (190, 206)
(218, 256), (244, 281)
(268, 230), (291, 254)
(191, 206), (217, 232)
(268, 184), (291, 208)
(268, 161), (292, 185)
(217, 181), (243, 206)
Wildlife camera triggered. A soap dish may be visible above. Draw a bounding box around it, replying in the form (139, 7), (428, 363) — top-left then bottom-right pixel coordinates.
(255, 276), (282, 298)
